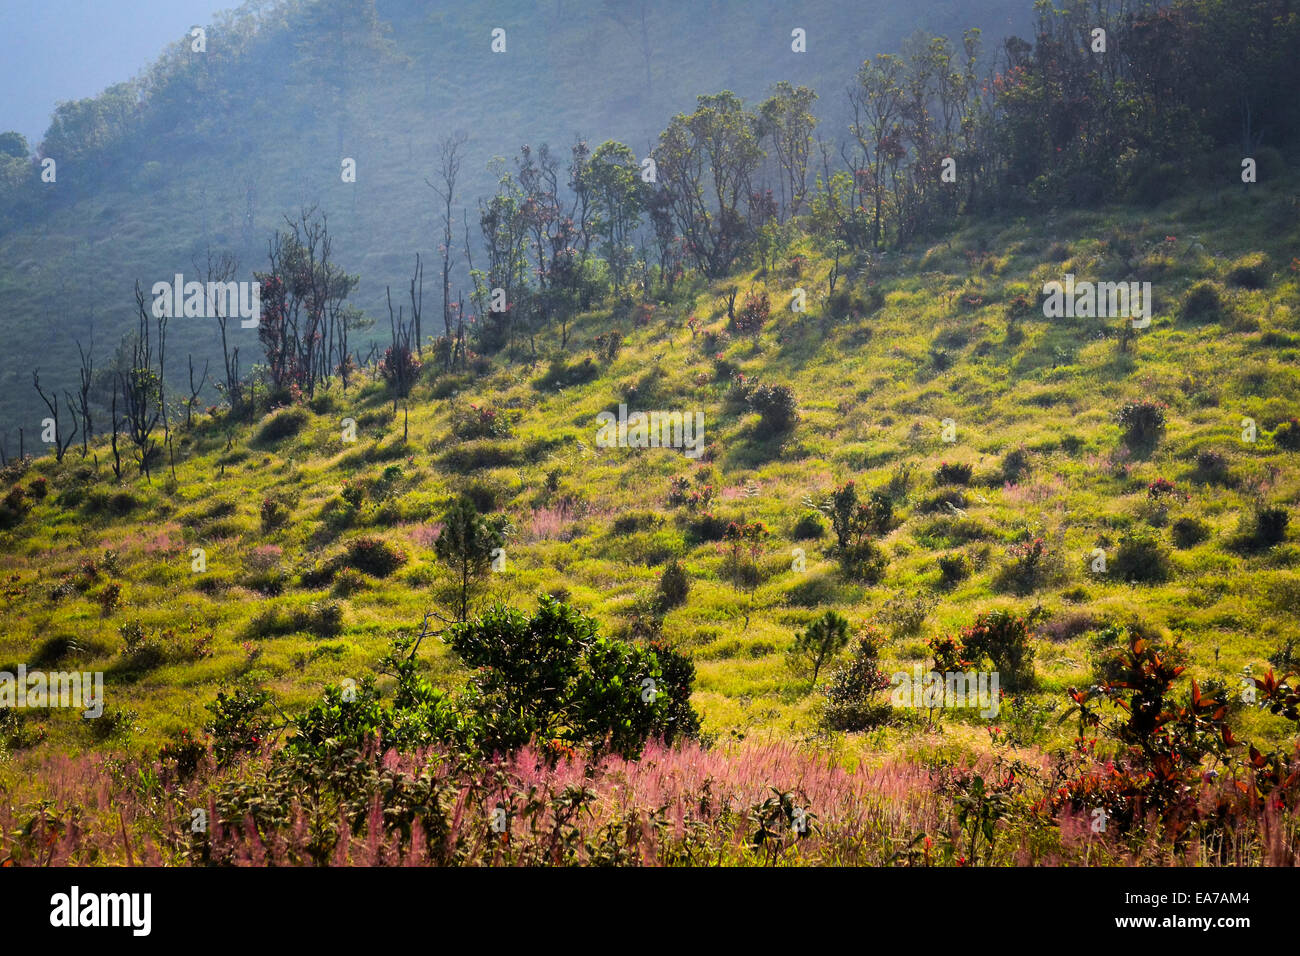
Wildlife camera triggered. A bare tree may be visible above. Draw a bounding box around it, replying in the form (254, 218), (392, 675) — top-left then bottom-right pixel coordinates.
(185, 353), (209, 428)
(33, 369), (77, 462)
(121, 282), (164, 479)
(201, 248), (244, 416)
(427, 132), (467, 366)
(75, 338), (94, 456)
(110, 391), (122, 481)
(380, 279), (422, 442)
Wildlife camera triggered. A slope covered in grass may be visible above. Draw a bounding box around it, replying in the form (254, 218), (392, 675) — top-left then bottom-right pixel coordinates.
(2, 183), (1299, 776)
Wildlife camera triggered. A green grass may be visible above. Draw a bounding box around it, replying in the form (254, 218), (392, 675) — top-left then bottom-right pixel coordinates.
(3, 185), (1300, 773)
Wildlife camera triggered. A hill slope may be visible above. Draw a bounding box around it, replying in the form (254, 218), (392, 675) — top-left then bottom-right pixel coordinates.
(0, 0), (1029, 431)
(2, 185), (1299, 767)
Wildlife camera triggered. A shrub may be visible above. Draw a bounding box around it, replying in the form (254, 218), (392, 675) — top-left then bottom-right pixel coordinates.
(331, 567), (368, 597)
(686, 511), (729, 542)
(27, 476), (48, 500)
(593, 332), (622, 362)
(451, 403), (510, 441)
(958, 609), (1036, 691)
(1179, 281), (1226, 324)
(822, 481), (893, 544)
(998, 537), (1054, 595)
(938, 553), (971, 586)
(1252, 506), (1289, 548)
(1171, 517), (1211, 549)
(205, 688), (273, 765)
(261, 496), (289, 531)
(656, 559), (690, 611)
(1273, 418), (1300, 451)
(667, 474), (714, 511)
(0, 484), (29, 528)
(1117, 399), (1167, 448)
(118, 620), (166, 671)
(1225, 252), (1269, 289)
(749, 383), (798, 437)
(1000, 447), (1031, 484)
(730, 290), (770, 342)
(303, 601), (344, 639)
(1146, 477), (1181, 501)
(1112, 530), (1172, 583)
(1193, 449), (1232, 484)
(821, 628), (892, 732)
(880, 592), (934, 638)
(841, 538), (888, 584)
(934, 461), (973, 485)
(446, 595), (700, 758)
(791, 510), (826, 540)
(98, 581), (123, 616)
(344, 537), (408, 577)
(257, 408), (309, 443)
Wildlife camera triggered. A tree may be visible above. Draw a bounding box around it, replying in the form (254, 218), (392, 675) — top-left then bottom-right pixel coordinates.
(32, 370), (76, 462)
(655, 91), (764, 277)
(119, 282), (164, 479)
(0, 132), (27, 159)
(477, 164), (530, 353)
(434, 496), (506, 622)
(200, 248), (245, 415)
(791, 610), (852, 684)
(446, 594), (700, 758)
(184, 353), (209, 428)
(379, 270), (422, 441)
(849, 54), (905, 249)
(74, 338), (94, 456)
(256, 207), (358, 397)
(579, 140), (644, 296)
(427, 131), (467, 365)
(758, 82), (818, 220)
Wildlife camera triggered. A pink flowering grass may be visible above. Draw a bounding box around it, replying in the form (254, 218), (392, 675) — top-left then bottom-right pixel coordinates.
(2, 740), (1295, 867)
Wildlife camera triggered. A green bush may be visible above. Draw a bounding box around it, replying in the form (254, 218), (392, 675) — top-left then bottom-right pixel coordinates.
(958, 609), (1036, 691)
(935, 461), (973, 485)
(446, 595), (700, 758)
(1273, 418), (1300, 451)
(1179, 281), (1226, 324)
(939, 552), (971, 586)
(1117, 399), (1167, 448)
(1112, 530), (1172, 583)
(1171, 517), (1211, 549)
(1225, 253), (1269, 290)
(344, 537), (408, 577)
(1251, 506), (1289, 548)
(257, 407), (309, 444)
(821, 628), (892, 732)
(749, 383), (798, 437)
(656, 559), (690, 611)
(792, 510), (826, 540)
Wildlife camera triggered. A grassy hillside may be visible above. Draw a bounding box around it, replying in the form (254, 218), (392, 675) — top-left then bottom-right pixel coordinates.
(3, 182), (1298, 774)
(0, 0), (1028, 432)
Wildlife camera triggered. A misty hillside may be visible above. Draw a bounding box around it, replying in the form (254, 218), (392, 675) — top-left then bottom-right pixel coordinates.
(2, 0), (1300, 871)
(0, 0), (1029, 433)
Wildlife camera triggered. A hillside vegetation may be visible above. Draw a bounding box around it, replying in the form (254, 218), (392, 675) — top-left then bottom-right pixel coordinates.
(2, 0), (1299, 866)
